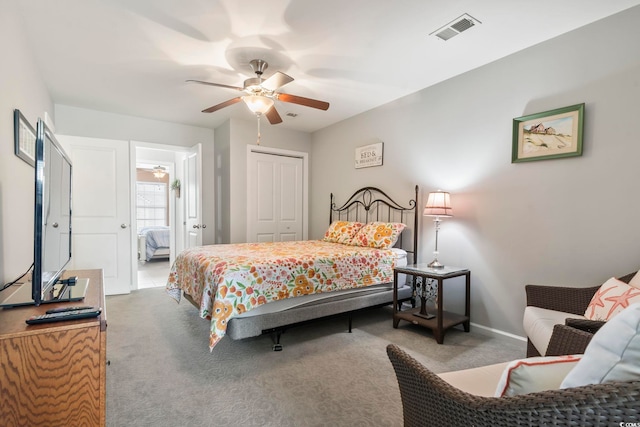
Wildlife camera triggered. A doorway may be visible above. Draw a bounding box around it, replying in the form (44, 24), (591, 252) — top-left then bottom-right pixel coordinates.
(135, 162), (172, 289)
(132, 142), (200, 289)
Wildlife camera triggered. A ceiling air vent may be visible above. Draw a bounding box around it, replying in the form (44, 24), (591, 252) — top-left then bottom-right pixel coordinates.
(431, 14), (481, 41)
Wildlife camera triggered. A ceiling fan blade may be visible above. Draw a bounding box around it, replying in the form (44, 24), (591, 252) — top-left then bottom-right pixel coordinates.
(276, 93), (330, 111)
(261, 72), (294, 91)
(202, 97), (242, 113)
(186, 79), (243, 91)
(265, 106), (283, 124)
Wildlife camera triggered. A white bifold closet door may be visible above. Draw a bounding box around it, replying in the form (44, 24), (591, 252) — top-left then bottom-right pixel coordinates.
(247, 151), (303, 243)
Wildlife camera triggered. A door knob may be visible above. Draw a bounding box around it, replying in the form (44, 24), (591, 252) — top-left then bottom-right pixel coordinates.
(52, 222), (59, 228)
(202, 224), (207, 229)
(121, 224), (128, 229)
(192, 224), (201, 229)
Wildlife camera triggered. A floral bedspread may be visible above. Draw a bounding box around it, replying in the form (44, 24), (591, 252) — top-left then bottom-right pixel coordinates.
(166, 240), (397, 350)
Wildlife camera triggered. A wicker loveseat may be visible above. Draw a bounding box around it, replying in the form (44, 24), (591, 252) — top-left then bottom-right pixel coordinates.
(524, 271), (637, 357)
(387, 343), (640, 427)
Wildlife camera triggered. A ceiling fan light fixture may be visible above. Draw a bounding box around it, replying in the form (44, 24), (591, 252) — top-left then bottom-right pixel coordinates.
(242, 95), (274, 115)
(192, 59), (328, 124)
(152, 165), (167, 179)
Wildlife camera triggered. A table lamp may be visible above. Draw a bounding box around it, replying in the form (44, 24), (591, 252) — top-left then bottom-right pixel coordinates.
(423, 190), (453, 269)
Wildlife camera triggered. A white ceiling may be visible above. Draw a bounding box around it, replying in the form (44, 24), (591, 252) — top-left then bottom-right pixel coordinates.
(17, 0), (640, 133)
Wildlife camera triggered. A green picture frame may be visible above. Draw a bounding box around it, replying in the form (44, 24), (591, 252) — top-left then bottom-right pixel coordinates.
(512, 103), (584, 163)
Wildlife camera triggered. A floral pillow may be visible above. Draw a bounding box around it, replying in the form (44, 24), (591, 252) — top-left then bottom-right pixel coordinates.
(322, 221), (364, 244)
(350, 222), (406, 249)
(584, 277), (640, 321)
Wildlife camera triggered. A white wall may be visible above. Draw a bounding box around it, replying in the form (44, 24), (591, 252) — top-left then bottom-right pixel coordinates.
(214, 121), (230, 244)
(310, 6), (640, 337)
(55, 105), (216, 244)
(0, 0), (54, 283)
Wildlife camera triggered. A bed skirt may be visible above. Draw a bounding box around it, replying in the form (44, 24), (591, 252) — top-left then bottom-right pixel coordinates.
(225, 283), (413, 340)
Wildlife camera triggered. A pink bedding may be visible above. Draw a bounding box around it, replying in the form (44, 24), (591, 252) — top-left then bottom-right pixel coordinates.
(166, 240), (398, 350)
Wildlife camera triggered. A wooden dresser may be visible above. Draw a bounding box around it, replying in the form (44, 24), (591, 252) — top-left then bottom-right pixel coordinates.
(0, 269), (107, 427)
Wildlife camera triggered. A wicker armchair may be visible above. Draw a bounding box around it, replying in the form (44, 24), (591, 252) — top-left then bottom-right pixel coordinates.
(387, 344), (640, 427)
(524, 271), (636, 357)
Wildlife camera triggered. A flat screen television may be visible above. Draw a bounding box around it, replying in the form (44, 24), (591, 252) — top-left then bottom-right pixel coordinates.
(32, 119), (73, 305)
(0, 118), (89, 308)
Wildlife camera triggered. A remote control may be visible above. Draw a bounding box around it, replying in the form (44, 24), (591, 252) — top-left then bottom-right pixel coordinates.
(46, 305), (94, 314)
(26, 308), (102, 325)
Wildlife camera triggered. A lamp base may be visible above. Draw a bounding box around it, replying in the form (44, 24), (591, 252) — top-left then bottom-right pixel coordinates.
(428, 259), (445, 269)
(414, 312), (436, 320)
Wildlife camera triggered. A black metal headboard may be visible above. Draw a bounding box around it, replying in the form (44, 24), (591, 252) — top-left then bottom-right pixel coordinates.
(329, 185), (419, 264)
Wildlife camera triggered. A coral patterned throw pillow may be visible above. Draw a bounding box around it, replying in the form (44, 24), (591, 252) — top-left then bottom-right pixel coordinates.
(584, 277), (640, 321)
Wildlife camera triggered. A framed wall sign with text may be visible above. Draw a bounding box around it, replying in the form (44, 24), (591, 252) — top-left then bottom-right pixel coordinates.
(355, 142), (384, 169)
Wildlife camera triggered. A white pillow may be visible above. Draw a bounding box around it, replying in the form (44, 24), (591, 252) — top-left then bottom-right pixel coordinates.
(494, 355), (582, 397)
(561, 303), (640, 388)
(629, 271), (640, 289)
(583, 277), (640, 321)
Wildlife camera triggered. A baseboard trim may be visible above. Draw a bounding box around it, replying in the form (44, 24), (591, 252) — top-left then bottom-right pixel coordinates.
(470, 322), (527, 342)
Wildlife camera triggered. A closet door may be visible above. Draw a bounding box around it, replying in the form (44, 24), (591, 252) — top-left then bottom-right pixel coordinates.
(247, 151), (303, 242)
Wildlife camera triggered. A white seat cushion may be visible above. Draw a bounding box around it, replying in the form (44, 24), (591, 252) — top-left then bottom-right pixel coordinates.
(523, 306), (585, 356)
(439, 361), (510, 397)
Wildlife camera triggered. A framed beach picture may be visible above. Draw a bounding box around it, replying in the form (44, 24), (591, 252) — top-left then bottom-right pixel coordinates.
(14, 109), (37, 167)
(512, 103), (584, 163)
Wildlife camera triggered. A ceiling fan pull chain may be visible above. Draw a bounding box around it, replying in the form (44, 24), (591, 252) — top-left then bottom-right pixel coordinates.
(257, 115), (261, 145)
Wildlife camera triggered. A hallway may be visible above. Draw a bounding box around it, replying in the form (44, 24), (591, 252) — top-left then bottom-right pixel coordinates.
(137, 259), (170, 289)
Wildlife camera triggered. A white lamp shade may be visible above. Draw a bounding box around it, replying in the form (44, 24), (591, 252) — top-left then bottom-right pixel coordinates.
(242, 95), (274, 115)
(423, 190), (453, 217)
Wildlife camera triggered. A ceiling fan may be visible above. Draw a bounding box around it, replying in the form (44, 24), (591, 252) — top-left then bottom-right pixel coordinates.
(187, 59), (330, 125)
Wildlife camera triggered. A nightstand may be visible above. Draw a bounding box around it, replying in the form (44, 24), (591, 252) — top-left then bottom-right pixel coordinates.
(393, 264), (470, 344)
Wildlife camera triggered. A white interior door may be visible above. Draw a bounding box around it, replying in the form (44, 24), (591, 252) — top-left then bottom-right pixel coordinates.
(183, 144), (203, 249)
(247, 151), (303, 242)
(58, 135), (132, 295)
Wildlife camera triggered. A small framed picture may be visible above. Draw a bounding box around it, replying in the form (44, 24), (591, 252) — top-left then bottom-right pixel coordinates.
(14, 109), (37, 167)
(512, 103), (584, 163)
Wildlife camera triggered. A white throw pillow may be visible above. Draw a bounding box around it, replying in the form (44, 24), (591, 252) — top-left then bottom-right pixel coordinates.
(583, 277), (640, 321)
(561, 303), (640, 388)
(629, 271), (640, 289)
(494, 355), (582, 397)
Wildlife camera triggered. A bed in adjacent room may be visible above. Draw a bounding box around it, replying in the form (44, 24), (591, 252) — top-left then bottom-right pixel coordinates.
(166, 186), (419, 350)
(138, 226), (170, 263)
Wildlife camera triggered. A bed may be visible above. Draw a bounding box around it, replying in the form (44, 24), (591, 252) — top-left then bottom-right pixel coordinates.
(166, 186), (419, 350)
(138, 226), (170, 263)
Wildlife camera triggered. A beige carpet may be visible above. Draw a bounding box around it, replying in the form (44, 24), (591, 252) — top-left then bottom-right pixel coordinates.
(105, 287), (524, 427)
